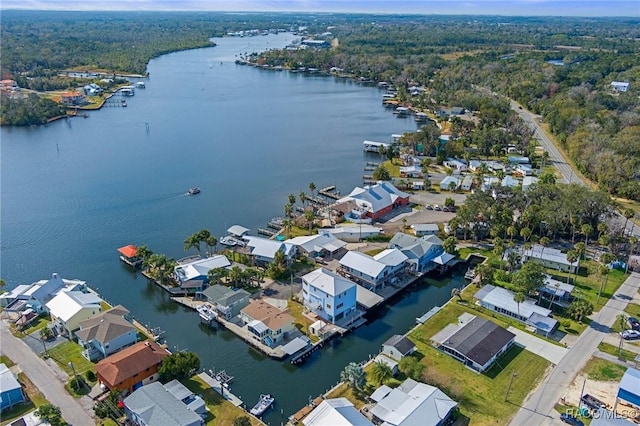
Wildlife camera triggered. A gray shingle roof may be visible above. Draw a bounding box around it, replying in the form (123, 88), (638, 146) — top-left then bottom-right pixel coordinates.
(383, 335), (415, 356)
(76, 305), (134, 344)
(124, 382), (202, 426)
(441, 317), (515, 366)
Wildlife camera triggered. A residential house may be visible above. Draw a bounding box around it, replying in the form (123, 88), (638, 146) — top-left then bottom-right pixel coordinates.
(244, 236), (296, 265)
(95, 341), (168, 393)
(461, 175), (474, 191)
(240, 300), (295, 348)
(0, 273), (86, 316)
(83, 83), (103, 96)
(199, 285), (250, 320)
(173, 255), (231, 284)
(522, 176), (539, 191)
(60, 91), (86, 105)
(75, 305), (138, 361)
(303, 398), (373, 426)
(439, 176), (461, 191)
(411, 224), (439, 237)
(540, 276), (575, 305)
(514, 164), (533, 176)
(369, 378), (457, 426)
(322, 225), (383, 242)
(481, 177), (500, 192)
(389, 232), (444, 274)
(381, 335), (416, 361)
(163, 379), (206, 416)
(301, 39), (330, 48)
(339, 249), (408, 292)
(337, 182), (410, 221)
(123, 381), (203, 426)
(46, 290), (103, 337)
(302, 268), (357, 324)
(611, 81), (630, 92)
(0, 363), (26, 410)
(0, 79), (17, 90)
(501, 176), (520, 188)
(443, 159), (467, 173)
(507, 156), (530, 165)
(287, 232), (347, 260)
(522, 244), (579, 273)
(431, 313), (515, 372)
(399, 165), (423, 178)
(474, 285), (558, 335)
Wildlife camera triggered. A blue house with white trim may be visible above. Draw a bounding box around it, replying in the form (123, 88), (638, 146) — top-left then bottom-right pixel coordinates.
(302, 268), (357, 324)
(0, 363), (25, 410)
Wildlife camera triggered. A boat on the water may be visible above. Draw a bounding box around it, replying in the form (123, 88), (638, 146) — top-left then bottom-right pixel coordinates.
(196, 304), (217, 325)
(250, 394), (274, 416)
(220, 236), (237, 247)
(187, 187), (201, 195)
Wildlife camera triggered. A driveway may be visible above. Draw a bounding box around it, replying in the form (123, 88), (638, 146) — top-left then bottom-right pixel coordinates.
(508, 327), (569, 365)
(0, 321), (95, 426)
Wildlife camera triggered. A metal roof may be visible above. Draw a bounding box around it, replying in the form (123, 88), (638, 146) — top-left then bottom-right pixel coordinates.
(475, 285), (552, 320)
(302, 268), (356, 297)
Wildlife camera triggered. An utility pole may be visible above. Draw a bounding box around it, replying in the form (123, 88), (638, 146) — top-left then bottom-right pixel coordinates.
(505, 372), (517, 402)
(68, 361), (79, 390)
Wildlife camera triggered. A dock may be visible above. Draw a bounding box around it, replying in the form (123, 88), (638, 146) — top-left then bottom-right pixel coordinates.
(258, 228), (275, 237)
(318, 186), (341, 200)
(416, 306), (441, 324)
(198, 372), (243, 407)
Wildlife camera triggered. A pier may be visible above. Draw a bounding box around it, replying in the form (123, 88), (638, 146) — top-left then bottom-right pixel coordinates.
(258, 228), (275, 237)
(198, 372), (243, 407)
(318, 186), (341, 200)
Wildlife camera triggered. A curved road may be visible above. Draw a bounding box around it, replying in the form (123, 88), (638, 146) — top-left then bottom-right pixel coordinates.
(0, 322), (94, 426)
(509, 272), (640, 425)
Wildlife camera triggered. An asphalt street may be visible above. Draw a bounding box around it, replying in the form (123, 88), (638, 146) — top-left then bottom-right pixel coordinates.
(0, 321), (95, 426)
(509, 272), (640, 425)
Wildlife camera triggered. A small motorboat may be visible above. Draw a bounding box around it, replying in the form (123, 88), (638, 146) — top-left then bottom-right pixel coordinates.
(250, 394), (274, 416)
(187, 187), (201, 195)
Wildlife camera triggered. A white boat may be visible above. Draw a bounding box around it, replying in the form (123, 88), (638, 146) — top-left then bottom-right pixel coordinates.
(250, 394), (274, 416)
(220, 236), (237, 247)
(196, 304), (217, 324)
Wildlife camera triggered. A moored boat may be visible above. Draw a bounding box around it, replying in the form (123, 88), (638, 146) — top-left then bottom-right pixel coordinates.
(250, 394), (274, 416)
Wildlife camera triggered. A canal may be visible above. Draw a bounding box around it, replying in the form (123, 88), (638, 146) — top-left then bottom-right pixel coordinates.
(0, 33), (463, 424)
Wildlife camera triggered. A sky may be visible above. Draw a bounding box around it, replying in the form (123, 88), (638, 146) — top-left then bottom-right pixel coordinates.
(1, 0), (639, 17)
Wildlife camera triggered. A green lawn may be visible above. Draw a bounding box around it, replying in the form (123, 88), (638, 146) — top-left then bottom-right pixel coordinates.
(12, 317), (50, 338)
(364, 248), (385, 257)
(0, 355), (15, 367)
(46, 341), (95, 376)
(597, 342), (637, 362)
(583, 357), (627, 382)
(625, 303), (640, 318)
(288, 300), (319, 343)
(182, 376), (264, 426)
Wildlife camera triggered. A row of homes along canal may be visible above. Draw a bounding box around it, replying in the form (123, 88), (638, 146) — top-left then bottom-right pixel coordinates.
(0, 33), (464, 424)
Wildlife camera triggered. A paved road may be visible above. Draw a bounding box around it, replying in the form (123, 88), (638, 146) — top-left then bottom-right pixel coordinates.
(0, 321), (95, 426)
(509, 272), (640, 425)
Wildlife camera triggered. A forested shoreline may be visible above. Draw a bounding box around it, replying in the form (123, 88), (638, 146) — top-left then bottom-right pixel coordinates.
(1, 11), (638, 200)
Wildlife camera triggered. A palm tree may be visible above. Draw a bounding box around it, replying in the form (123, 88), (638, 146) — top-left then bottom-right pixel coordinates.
(520, 227), (532, 243)
(493, 237), (505, 270)
(205, 236), (217, 257)
(340, 362), (365, 392)
(451, 287), (463, 300)
(369, 360), (393, 387)
(539, 236), (551, 257)
(507, 225), (517, 242)
(308, 182), (316, 198)
(284, 203), (294, 218)
(548, 282), (560, 309)
(183, 234), (201, 256)
(623, 209), (635, 236)
(566, 250), (578, 284)
(229, 266), (244, 287)
(581, 224), (593, 246)
(136, 245), (153, 266)
(567, 299), (593, 324)
(282, 218), (293, 238)
(514, 292), (525, 319)
(287, 193), (296, 206)
(304, 209), (315, 234)
(299, 191), (307, 208)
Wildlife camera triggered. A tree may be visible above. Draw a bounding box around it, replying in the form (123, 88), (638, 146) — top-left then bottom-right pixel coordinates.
(369, 360), (393, 386)
(444, 197), (455, 208)
(443, 236), (457, 255)
(539, 171), (556, 185)
(340, 362), (365, 392)
(288, 193), (296, 206)
(234, 417), (252, 426)
(35, 404), (66, 426)
(183, 233), (201, 256)
(205, 236), (218, 257)
(519, 227), (532, 243)
(567, 299), (594, 324)
(158, 351), (200, 382)
(514, 292), (525, 319)
(493, 237), (505, 269)
(372, 164), (391, 181)
(475, 263), (494, 287)
(282, 218), (293, 238)
(308, 182), (316, 198)
(539, 237), (551, 257)
(566, 250), (579, 284)
(284, 203), (294, 218)
(512, 262), (545, 296)
(304, 209), (315, 234)
(506, 250), (521, 272)
(507, 225), (517, 242)
(299, 191), (307, 208)
(581, 224), (593, 246)
(398, 356), (424, 380)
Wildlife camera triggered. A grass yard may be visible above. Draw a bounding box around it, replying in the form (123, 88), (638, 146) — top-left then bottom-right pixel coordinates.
(408, 302), (550, 425)
(364, 248), (385, 257)
(182, 376), (264, 426)
(12, 317), (50, 338)
(624, 303), (640, 319)
(288, 300), (319, 343)
(0, 355), (15, 367)
(46, 341), (95, 376)
(583, 357), (627, 382)
(598, 342), (637, 363)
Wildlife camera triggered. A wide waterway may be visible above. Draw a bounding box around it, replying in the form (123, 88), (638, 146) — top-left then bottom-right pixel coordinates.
(1, 33), (465, 424)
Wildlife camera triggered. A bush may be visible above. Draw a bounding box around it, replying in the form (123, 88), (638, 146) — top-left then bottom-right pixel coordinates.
(85, 370), (96, 382)
(494, 269), (512, 283)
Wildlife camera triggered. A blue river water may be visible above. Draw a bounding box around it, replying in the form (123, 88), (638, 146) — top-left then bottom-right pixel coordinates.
(0, 33), (465, 424)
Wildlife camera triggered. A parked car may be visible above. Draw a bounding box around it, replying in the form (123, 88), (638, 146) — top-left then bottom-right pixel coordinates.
(629, 317), (640, 330)
(442, 206), (450, 212)
(425, 204), (433, 210)
(560, 413), (584, 426)
(621, 329), (640, 340)
(434, 204), (441, 211)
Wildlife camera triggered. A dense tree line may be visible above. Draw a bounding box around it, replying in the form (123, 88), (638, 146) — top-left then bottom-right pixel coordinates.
(0, 93), (67, 126)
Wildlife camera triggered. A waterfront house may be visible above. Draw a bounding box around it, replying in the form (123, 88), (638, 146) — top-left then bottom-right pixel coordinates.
(163, 379), (206, 416)
(411, 224), (439, 237)
(611, 81), (630, 92)
(96, 341), (168, 394)
(0, 363), (26, 410)
(123, 381), (203, 426)
(431, 313), (515, 372)
(322, 225), (383, 242)
(199, 285), (250, 320)
(522, 244), (579, 273)
(439, 176), (461, 191)
(46, 290), (103, 337)
(381, 335), (416, 361)
(369, 378), (457, 426)
(60, 91), (86, 106)
(240, 300), (295, 348)
(399, 165), (423, 178)
(287, 232), (347, 260)
(227, 225), (251, 239)
(302, 398), (373, 426)
(75, 305), (138, 361)
(173, 255), (231, 284)
(302, 268), (357, 325)
(339, 249), (407, 292)
(389, 232), (444, 274)
(337, 182), (410, 221)
(244, 236), (296, 266)
(0, 273), (86, 316)
(474, 285), (558, 336)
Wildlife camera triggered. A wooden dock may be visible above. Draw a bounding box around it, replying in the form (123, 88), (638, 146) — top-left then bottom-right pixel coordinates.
(258, 228), (275, 237)
(318, 187), (341, 200)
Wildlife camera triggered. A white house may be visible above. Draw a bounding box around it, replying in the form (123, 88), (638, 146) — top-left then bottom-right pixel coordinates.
(339, 249), (407, 292)
(240, 300), (295, 348)
(461, 175), (474, 191)
(46, 290), (103, 336)
(370, 378), (457, 426)
(411, 223), (439, 237)
(611, 81), (630, 92)
(0, 273), (86, 316)
(287, 232), (347, 259)
(522, 244), (579, 273)
(322, 225), (383, 242)
(389, 232), (444, 274)
(514, 164), (533, 176)
(337, 182), (410, 221)
(303, 398), (373, 426)
(302, 268), (357, 324)
(501, 176), (520, 188)
(173, 255), (231, 283)
(227, 224), (251, 239)
(439, 176), (461, 191)
(75, 305), (138, 361)
(443, 159), (467, 172)
(481, 177), (500, 192)
(381, 334), (416, 361)
(244, 236), (296, 265)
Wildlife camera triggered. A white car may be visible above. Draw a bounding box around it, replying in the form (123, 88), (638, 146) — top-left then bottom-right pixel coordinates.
(433, 204), (441, 211)
(621, 330), (640, 340)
